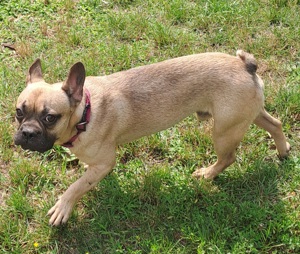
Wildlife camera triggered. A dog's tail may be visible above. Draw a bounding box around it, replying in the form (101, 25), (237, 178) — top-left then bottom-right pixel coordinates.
(236, 50), (257, 74)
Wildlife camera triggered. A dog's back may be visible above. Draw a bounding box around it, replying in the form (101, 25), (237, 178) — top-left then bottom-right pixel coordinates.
(88, 51), (264, 144)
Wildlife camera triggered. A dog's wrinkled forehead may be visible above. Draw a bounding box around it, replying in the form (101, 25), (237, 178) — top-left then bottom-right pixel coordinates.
(17, 83), (69, 114)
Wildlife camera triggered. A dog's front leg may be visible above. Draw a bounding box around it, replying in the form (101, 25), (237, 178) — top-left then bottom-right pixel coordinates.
(48, 153), (116, 226)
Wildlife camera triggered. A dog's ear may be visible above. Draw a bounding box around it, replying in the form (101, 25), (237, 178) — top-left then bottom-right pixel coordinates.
(26, 58), (44, 85)
(62, 62), (85, 106)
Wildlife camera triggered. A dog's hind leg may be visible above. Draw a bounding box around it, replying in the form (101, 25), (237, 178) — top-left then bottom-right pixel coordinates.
(193, 119), (252, 180)
(254, 109), (290, 158)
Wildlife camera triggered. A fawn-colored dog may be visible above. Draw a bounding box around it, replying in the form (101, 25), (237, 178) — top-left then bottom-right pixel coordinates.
(14, 50), (290, 225)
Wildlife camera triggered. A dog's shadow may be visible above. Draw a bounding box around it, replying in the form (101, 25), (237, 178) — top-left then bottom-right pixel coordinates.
(51, 158), (296, 253)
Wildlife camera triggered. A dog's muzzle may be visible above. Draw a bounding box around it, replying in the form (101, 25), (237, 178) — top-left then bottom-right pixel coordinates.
(14, 124), (55, 153)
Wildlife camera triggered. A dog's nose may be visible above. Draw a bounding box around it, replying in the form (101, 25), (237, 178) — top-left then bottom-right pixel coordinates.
(21, 126), (41, 140)
(22, 130), (37, 139)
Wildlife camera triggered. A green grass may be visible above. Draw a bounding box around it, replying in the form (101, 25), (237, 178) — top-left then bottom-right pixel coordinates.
(0, 0), (300, 253)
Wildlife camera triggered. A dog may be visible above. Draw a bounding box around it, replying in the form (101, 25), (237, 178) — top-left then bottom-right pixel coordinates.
(14, 50), (290, 226)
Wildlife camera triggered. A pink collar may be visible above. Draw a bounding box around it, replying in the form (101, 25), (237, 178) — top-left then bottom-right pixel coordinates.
(62, 89), (91, 148)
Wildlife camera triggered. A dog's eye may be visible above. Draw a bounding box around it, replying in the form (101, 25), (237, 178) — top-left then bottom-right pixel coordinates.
(16, 109), (23, 118)
(45, 114), (57, 123)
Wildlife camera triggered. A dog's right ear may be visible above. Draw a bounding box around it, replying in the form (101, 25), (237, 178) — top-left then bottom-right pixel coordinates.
(26, 58), (44, 85)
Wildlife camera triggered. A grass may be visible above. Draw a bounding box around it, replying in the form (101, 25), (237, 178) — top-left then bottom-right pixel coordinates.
(0, 0), (299, 253)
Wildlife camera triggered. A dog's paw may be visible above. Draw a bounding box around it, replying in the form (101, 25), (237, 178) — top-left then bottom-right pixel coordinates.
(192, 168), (215, 180)
(286, 141), (291, 153)
(278, 142), (291, 160)
(47, 199), (73, 226)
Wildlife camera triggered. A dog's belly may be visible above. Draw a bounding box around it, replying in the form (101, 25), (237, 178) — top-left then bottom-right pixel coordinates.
(116, 117), (188, 144)
(115, 102), (209, 144)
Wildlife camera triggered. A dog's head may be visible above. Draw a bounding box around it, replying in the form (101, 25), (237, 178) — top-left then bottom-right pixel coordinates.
(14, 59), (86, 152)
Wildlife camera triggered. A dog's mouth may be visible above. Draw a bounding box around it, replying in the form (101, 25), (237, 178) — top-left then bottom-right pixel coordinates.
(15, 139), (54, 153)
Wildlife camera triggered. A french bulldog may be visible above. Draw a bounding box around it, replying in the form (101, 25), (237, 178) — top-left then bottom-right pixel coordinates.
(14, 50), (290, 226)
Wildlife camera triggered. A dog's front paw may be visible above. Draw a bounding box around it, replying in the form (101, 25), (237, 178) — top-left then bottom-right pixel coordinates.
(47, 198), (74, 226)
(192, 167), (216, 180)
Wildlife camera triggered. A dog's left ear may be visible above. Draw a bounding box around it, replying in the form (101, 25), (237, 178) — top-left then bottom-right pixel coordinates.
(26, 58), (44, 85)
(62, 62), (86, 106)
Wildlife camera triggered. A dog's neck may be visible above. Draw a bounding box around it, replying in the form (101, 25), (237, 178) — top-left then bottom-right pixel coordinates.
(62, 88), (91, 148)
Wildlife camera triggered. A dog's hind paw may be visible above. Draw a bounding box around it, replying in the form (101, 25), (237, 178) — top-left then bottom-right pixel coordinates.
(278, 142), (291, 160)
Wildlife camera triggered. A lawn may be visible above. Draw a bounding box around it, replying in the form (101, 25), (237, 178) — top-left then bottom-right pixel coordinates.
(0, 0), (299, 253)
